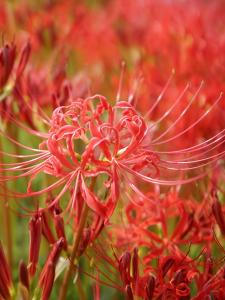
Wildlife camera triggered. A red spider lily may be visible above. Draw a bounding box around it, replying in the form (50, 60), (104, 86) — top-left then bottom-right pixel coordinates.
(0, 1), (224, 299)
(86, 187), (225, 299)
(113, 191), (217, 259)
(192, 263), (225, 300)
(0, 90), (224, 221)
(86, 243), (198, 299)
(118, 245), (223, 299)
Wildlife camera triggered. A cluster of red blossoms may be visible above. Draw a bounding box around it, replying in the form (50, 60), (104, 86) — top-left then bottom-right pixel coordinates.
(0, 1), (225, 300)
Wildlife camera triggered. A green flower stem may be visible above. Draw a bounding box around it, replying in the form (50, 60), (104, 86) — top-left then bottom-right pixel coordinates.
(58, 202), (89, 300)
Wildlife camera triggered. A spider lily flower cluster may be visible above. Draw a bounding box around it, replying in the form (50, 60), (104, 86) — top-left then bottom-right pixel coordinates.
(0, 1), (225, 300)
(1, 88), (224, 299)
(0, 50), (225, 299)
(86, 191), (225, 300)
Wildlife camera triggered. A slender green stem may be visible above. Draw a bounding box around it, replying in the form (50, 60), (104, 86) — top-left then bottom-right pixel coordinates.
(58, 202), (89, 300)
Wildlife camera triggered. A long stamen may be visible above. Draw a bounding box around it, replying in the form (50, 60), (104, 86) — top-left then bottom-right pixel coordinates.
(1, 110), (49, 138)
(162, 136), (225, 163)
(116, 61), (126, 102)
(147, 83), (190, 132)
(0, 153), (49, 168)
(153, 128), (225, 155)
(0, 129), (47, 152)
(161, 148), (225, 166)
(152, 81), (204, 143)
(152, 92), (223, 146)
(0, 150), (45, 158)
(117, 161), (208, 185)
(0, 175), (69, 198)
(159, 153), (223, 171)
(144, 70), (175, 119)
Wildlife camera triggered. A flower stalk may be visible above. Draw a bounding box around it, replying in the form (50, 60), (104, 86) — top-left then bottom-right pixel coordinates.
(58, 202), (89, 300)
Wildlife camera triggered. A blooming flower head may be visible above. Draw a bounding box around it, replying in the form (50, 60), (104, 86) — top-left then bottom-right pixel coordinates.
(85, 187), (225, 300)
(25, 94), (160, 219)
(0, 88), (224, 222)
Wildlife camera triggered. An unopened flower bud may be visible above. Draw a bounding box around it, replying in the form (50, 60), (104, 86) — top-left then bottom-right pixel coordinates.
(28, 215), (42, 277)
(0, 242), (12, 300)
(19, 260), (29, 290)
